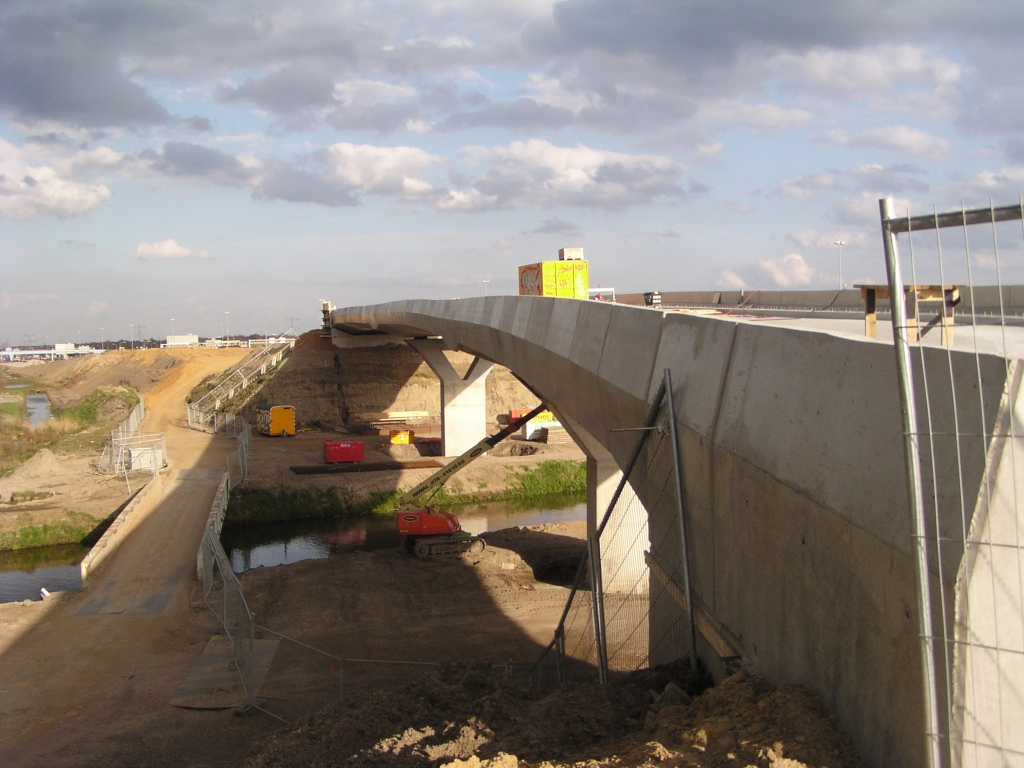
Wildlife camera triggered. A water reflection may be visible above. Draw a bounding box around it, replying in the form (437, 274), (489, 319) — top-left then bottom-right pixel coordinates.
(0, 544), (88, 603)
(25, 394), (51, 426)
(222, 494), (586, 574)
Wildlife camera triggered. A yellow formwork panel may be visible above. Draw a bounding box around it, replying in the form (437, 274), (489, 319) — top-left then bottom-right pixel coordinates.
(573, 260), (589, 299)
(518, 260), (589, 299)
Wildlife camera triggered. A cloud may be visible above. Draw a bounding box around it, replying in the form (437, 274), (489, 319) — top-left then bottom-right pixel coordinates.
(851, 163), (929, 193)
(138, 141), (257, 186)
(820, 126), (951, 160)
(758, 253), (817, 287)
(86, 300), (110, 316)
(135, 239), (214, 260)
(255, 163), (358, 206)
(716, 269), (747, 289)
(963, 166), (1024, 200)
(317, 142), (443, 198)
(835, 192), (913, 225)
(217, 65), (337, 113)
(1003, 139), (1024, 163)
(442, 139), (687, 211)
(700, 100), (811, 131)
(771, 45), (963, 104)
(0, 138), (112, 219)
(527, 217), (581, 235)
(776, 174), (837, 199)
(1, 291), (58, 310)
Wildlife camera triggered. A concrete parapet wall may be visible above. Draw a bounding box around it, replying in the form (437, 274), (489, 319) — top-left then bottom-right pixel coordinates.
(330, 296), (1019, 768)
(80, 475), (164, 581)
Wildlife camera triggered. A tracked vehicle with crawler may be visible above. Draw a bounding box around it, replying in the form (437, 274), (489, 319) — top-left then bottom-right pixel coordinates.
(396, 404), (549, 557)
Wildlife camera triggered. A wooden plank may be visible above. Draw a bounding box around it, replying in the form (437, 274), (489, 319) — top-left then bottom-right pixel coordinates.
(290, 459), (442, 475)
(644, 551), (743, 660)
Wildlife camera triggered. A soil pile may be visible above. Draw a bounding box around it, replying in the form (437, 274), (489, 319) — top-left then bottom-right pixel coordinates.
(243, 662), (862, 768)
(237, 330), (537, 431)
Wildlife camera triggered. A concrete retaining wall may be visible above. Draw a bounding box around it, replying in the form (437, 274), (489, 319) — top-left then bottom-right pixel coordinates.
(330, 296), (1019, 768)
(80, 475), (164, 581)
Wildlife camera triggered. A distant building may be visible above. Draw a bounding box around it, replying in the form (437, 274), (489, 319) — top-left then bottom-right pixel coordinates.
(164, 334), (200, 348)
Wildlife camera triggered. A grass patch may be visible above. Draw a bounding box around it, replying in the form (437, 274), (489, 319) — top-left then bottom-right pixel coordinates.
(225, 459), (586, 528)
(0, 510), (100, 550)
(0, 401), (23, 418)
(0, 380), (138, 476)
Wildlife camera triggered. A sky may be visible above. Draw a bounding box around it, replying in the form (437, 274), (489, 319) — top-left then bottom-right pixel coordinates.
(2, 0), (1024, 344)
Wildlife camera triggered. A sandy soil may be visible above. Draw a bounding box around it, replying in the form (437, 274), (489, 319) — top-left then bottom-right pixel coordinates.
(0, 340), (865, 768)
(0, 349), (250, 540)
(241, 431), (586, 498)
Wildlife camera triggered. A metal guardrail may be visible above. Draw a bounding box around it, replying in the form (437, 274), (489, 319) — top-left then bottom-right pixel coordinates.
(187, 341), (294, 432)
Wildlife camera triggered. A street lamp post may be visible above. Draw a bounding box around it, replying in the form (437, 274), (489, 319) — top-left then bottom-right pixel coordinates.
(224, 311), (229, 345)
(835, 240), (846, 290)
(482, 280), (490, 297)
(171, 318), (175, 338)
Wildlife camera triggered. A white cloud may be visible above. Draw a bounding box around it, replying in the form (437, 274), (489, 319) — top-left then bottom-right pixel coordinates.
(772, 45), (962, 103)
(0, 138), (113, 220)
(135, 240), (214, 260)
(1, 292), (59, 310)
(965, 166), (1024, 197)
(776, 174), (837, 199)
(318, 142), (443, 198)
(835, 192), (914, 225)
(820, 126), (951, 160)
(758, 253), (816, 287)
(524, 75), (602, 113)
(715, 269), (747, 290)
(334, 80), (418, 107)
(445, 139), (686, 211)
(699, 100), (811, 131)
(86, 300), (110, 316)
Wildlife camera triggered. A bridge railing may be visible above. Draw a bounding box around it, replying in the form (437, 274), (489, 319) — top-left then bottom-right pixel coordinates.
(187, 341), (294, 431)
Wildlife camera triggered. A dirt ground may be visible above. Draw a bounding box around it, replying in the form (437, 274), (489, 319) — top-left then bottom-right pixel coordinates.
(226, 519), (861, 768)
(236, 331), (537, 431)
(0, 348), (249, 542)
(242, 430), (586, 498)
(0, 340), (865, 768)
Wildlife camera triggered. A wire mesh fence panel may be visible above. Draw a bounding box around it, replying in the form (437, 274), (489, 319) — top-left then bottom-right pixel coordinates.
(541, 371), (697, 684)
(881, 198), (1024, 768)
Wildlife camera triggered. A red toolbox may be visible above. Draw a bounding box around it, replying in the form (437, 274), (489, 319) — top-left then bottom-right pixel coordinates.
(324, 440), (364, 463)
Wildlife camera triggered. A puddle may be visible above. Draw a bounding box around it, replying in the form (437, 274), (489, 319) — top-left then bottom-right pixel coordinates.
(222, 494), (587, 574)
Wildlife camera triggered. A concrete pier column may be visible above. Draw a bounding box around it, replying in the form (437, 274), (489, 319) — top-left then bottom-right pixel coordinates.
(407, 338), (494, 456)
(553, 409), (649, 595)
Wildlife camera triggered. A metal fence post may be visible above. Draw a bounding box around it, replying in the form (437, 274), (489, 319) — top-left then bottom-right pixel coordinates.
(587, 536), (609, 684)
(880, 196), (942, 768)
(664, 368), (698, 663)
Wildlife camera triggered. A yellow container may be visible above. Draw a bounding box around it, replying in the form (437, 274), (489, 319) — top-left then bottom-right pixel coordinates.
(390, 429), (414, 445)
(255, 405), (295, 437)
(573, 260), (589, 299)
(519, 260), (588, 299)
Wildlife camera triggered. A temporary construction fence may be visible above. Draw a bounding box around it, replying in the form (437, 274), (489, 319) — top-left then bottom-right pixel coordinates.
(532, 369), (698, 686)
(187, 341), (294, 432)
(879, 197), (1024, 768)
(96, 395), (167, 476)
(226, 419), (252, 489)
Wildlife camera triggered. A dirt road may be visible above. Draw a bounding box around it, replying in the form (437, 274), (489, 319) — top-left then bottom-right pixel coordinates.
(0, 349), (264, 767)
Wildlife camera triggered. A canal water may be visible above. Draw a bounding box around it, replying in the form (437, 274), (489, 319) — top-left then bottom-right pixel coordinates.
(0, 545), (88, 603)
(222, 494), (587, 574)
(0, 495), (586, 601)
(25, 393), (51, 426)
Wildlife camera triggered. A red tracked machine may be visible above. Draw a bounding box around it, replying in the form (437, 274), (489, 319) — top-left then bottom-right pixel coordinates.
(396, 403), (549, 557)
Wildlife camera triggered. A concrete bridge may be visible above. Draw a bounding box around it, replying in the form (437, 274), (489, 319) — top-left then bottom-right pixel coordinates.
(327, 296), (1023, 768)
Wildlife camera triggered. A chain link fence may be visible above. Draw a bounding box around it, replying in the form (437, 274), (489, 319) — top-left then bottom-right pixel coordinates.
(535, 370), (698, 685)
(227, 419), (252, 489)
(880, 197), (1024, 768)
